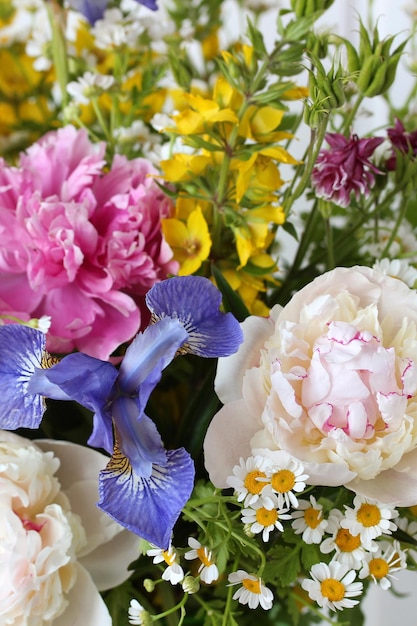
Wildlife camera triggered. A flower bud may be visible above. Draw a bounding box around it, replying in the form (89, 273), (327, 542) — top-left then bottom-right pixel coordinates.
(182, 575), (201, 594)
(143, 578), (156, 593)
(291, 0), (334, 17)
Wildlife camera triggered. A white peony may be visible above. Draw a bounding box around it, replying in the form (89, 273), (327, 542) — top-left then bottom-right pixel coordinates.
(0, 431), (139, 626)
(204, 266), (417, 506)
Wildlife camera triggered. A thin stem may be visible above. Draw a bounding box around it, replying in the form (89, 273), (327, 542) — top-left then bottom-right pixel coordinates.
(325, 217), (335, 270)
(380, 191), (410, 257)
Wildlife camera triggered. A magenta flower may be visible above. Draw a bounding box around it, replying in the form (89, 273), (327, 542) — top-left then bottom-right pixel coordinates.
(312, 133), (383, 208)
(386, 118), (417, 170)
(0, 126), (178, 360)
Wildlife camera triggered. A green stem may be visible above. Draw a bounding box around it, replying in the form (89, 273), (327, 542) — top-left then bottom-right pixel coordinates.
(222, 557), (239, 626)
(325, 217), (335, 270)
(380, 191), (410, 257)
(154, 593), (188, 622)
(283, 113), (329, 217)
(339, 92), (365, 135)
(46, 1), (69, 108)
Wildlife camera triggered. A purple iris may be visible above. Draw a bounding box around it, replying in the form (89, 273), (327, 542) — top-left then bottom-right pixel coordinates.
(0, 276), (243, 548)
(67, 0), (158, 24)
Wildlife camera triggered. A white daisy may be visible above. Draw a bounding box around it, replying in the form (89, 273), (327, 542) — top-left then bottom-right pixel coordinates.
(301, 561), (363, 612)
(341, 496), (398, 546)
(291, 496), (328, 544)
(146, 545), (184, 585)
(359, 540), (407, 590)
(320, 508), (373, 569)
(241, 496), (292, 542)
(227, 455), (273, 507)
(260, 456), (308, 510)
(128, 599), (150, 625)
(227, 570), (273, 610)
(184, 537), (219, 584)
(373, 258), (417, 288)
(67, 71), (115, 105)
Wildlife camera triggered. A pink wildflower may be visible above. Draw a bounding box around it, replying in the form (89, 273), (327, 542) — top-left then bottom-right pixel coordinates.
(0, 125), (178, 359)
(386, 117), (417, 170)
(312, 133), (383, 208)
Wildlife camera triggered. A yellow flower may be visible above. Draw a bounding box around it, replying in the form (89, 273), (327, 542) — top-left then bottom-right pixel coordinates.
(162, 206), (212, 275)
(172, 92), (238, 135)
(233, 149), (297, 204)
(239, 106), (293, 143)
(159, 153), (212, 183)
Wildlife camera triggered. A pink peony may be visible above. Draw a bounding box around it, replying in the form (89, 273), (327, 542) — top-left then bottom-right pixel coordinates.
(204, 266), (417, 506)
(311, 133), (383, 207)
(0, 125), (178, 359)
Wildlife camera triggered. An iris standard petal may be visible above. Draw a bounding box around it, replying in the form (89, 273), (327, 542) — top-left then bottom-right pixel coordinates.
(138, 0), (158, 10)
(118, 316), (188, 396)
(145, 276), (244, 357)
(97, 445), (195, 548)
(0, 325), (46, 429)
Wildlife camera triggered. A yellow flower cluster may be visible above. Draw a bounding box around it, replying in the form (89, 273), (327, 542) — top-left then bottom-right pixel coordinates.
(160, 46), (304, 313)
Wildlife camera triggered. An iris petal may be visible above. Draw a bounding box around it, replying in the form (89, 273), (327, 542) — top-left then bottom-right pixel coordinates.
(0, 325), (46, 429)
(98, 444), (194, 548)
(118, 316), (188, 396)
(146, 276), (243, 357)
(112, 402), (166, 477)
(66, 0), (109, 24)
(30, 353), (118, 454)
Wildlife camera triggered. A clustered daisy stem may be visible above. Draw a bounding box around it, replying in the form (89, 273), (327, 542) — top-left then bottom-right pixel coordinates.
(221, 557), (239, 626)
(154, 592), (188, 623)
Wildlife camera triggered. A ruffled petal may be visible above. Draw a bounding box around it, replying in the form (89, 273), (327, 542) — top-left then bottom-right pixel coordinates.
(98, 445), (195, 548)
(0, 325), (46, 429)
(145, 276), (243, 357)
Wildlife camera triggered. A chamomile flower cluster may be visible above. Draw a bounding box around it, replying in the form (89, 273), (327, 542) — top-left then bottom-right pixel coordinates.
(301, 495), (408, 613)
(228, 454), (308, 542)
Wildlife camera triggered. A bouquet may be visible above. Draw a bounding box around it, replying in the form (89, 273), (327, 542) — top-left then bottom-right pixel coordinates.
(1, 0), (417, 624)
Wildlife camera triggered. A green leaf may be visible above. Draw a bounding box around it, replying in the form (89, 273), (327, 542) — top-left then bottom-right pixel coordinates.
(246, 18), (267, 57)
(211, 263), (250, 322)
(264, 544), (301, 586)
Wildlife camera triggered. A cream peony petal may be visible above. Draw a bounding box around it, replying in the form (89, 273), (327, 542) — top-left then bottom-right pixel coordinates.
(79, 526), (139, 590)
(53, 563), (112, 626)
(36, 439), (140, 590)
(347, 468), (417, 506)
(203, 400), (260, 488)
(215, 314), (275, 404)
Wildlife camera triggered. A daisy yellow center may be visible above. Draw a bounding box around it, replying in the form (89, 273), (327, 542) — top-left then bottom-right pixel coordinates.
(244, 470), (267, 495)
(320, 578), (345, 602)
(242, 578), (261, 594)
(356, 503), (381, 527)
(335, 528), (361, 552)
(270, 469), (296, 493)
(163, 550), (176, 566)
(256, 507), (278, 527)
(304, 507), (322, 529)
(369, 558), (390, 579)
(197, 546), (213, 567)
